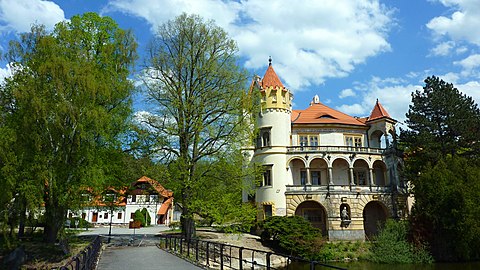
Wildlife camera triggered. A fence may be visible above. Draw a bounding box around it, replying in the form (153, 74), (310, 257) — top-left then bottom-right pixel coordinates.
(157, 234), (347, 270)
(59, 235), (102, 270)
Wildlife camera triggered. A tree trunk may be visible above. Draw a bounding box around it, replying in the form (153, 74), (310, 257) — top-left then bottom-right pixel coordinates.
(17, 199), (26, 238)
(181, 209), (196, 242)
(43, 201), (66, 243)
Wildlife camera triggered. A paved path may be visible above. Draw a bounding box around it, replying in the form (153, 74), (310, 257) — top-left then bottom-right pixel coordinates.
(96, 246), (202, 270)
(78, 225), (170, 236)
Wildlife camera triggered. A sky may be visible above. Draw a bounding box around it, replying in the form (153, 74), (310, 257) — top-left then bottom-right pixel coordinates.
(0, 0), (479, 127)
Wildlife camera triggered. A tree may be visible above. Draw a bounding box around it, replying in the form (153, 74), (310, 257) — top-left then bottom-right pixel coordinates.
(400, 76), (480, 169)
(400, 76), (480, 261)
(0, 12), (137, 243)
(143, 13), (254, 240)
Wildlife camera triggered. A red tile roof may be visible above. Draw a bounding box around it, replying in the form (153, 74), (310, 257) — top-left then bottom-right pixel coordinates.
(368, 99), (392, 121)
(261, 64), (284, 89)
(134, 176), (173, 198)
(157, 197), (173, 215)
(292, 103), (366, 126)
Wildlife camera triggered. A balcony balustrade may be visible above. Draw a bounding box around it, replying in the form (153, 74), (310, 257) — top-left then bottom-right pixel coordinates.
(285, 184), (391, 193)
(287, 145), (384, 155)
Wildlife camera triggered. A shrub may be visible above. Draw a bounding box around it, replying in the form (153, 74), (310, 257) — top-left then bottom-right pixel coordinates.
(141, 208), (151, 226)
(368, 219), (433, 264)
(260, 216), (323, 259)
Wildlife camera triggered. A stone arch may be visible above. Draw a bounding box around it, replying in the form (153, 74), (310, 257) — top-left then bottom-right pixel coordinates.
(369, 130), (384, 148)
(352, 159), (369, 186)
(309, 158), (328, 185)
(372, 160), (387, 186)
(363, 201), (388, 240)
(288, 158), (306, 185)
(295, 200), (328, 236)
(331, 158), (350, 186)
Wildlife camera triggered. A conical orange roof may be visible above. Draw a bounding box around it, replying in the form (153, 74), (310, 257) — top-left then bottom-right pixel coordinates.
(261, 63), (284, 89)
(368, 99), (391, 121)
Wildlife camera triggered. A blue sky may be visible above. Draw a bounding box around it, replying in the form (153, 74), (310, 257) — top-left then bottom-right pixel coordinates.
(1, 0), (479, 127)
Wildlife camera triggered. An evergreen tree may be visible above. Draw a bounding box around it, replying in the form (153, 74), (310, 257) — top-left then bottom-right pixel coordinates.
(401, 76), (480, 261)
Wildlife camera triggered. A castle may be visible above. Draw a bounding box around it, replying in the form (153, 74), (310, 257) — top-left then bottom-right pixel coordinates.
(244, 60), (408, 240)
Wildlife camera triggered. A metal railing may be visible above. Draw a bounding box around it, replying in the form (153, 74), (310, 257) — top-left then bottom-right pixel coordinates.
(59, 236), (102, 270)
(157, 234), (347, 270)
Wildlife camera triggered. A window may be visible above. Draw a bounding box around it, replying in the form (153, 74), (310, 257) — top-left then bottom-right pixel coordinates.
(256, 127), (272, 148)
(264, 205), (273, 218)
(118, 213), (122, 219)
(104, 212), (108, 219)
(130, 213), (135, 219)
(311, 171), (321, 185)
(270, 90), (277, 102)
(354, 170), (367, 185)
(299, 134), (319, 146)
(131, 195), (136, 203)
(300, 170), (307, 185)
(262, 165), (273, 186)
(345, 135), (362, 147)
(82, 213), (86, 220)
(69, 212), (73, 218)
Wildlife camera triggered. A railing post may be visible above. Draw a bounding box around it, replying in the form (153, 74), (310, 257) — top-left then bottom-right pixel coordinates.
(266, 252), (271, 270)
(206, 242), (210, 266)
(239, 247), (243, 270)
(220, 244), (224, 270)
(180, 238), (183, 254)
(195, 240), (199, 262)
(187, 239), (190, 257)
(310, 260), (315, 270)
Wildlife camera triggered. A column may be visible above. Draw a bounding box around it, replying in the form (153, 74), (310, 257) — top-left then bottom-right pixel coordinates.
(349, 168), (355, 186)
(306, 167), (312, 185)
(328, 167), (333, 185)
(369, 168), (374, 189)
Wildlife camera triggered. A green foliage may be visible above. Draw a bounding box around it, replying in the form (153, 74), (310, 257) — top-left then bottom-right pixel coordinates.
(315, 241), (371, 262)
(141, 208), (151, 226)
(369, 219), (433, 264)
(0, 12), (137, 243)
(400, 76), (480, 171)
(400, 76), (480, 261)
(411, 157), (480, 261)
(143, 13), (256, 240)
(134, 208), (151, 227)
(260, 216), (323, 259)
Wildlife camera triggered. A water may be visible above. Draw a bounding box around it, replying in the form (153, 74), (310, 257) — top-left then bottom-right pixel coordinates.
(284, 261), (480, 270)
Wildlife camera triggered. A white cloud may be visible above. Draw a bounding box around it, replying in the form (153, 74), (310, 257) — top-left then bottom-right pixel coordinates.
(337, 76), (420, 124)
(339, 88), (356, 99)
(105, 0), (394, 90)
(430, 41), (455, 56)
(0, 62), (13, 84)
(0, 0), (66, 33)
(454, 54), (480, 71)
(456, 80), (480, 105)
(427, 0), (480, 46)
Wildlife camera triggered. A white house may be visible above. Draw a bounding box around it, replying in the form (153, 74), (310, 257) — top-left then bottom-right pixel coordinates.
(69, 176), (177, 226)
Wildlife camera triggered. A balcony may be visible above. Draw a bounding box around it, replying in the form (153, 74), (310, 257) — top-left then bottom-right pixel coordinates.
(287, 146), (384, 155)
(285, 184), (392, 194)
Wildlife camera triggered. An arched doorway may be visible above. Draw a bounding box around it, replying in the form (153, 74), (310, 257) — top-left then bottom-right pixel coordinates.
(295, 201), (328, 236)
(363, 201), (387, 240)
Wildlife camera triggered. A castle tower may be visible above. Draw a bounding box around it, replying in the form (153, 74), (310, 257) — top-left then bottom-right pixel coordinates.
(249, 58), (293, 218)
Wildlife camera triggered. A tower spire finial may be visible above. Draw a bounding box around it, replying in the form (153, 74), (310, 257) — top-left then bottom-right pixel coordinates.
(268, 56), (272, 66)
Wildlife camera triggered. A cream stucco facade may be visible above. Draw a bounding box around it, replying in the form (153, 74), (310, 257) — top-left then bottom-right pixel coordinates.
(245, 62), (408, 241)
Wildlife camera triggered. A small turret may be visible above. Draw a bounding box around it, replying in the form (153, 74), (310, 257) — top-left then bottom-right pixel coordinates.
(256, 57), (292, 112)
